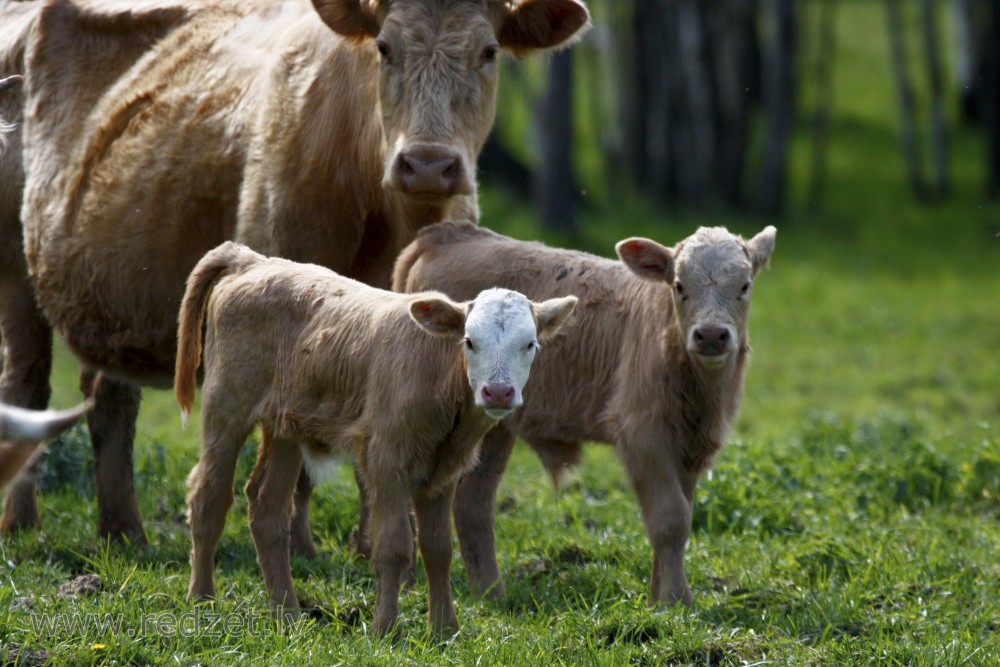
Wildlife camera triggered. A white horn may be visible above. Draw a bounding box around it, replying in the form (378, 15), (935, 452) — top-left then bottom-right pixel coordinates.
(0, 399), (93, 441)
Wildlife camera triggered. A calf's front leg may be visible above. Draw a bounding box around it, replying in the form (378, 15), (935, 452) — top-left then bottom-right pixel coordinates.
(415, 483), (459, 632)
(454, 422), (516, 599)
(369, 478), (414, 636)
(622, 444), (697, 606)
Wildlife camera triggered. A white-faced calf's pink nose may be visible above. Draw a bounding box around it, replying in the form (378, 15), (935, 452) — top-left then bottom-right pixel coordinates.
(481, 383), (515, 408)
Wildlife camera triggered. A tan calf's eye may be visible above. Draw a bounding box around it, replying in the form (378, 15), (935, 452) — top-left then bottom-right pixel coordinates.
(480, 44), (499, 65)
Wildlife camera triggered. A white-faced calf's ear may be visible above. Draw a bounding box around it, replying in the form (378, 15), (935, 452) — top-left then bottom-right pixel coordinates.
(534, 295), (578, 341)
(409, 296), (466, 338)
(747, 226), (777, 274)
(616, 237), (675, 283)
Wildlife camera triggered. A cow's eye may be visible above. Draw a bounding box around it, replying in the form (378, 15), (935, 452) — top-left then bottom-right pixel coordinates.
(674, 281), (686, 300)
(480, 44), (499, 66)
(740, 282), (751, 298)
(463, 337), (475, 352)
(376, 39), (393, 64)
(525, 340), (538, 352)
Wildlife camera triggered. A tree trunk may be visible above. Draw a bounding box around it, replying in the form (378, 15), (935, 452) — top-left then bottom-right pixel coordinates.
(712, 0), (759, 209)
(533, 48), (577, 233)
(984, 0), (1000, 197)
(886, 0), (927, 199)
(478, 130), (533, 199)
(921, 0), (950, 197)
(755, 0), (796, 217)
(808, 0), (837, 210)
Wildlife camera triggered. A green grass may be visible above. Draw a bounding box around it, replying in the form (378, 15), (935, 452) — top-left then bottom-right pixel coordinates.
(4, 0), (1000, 663)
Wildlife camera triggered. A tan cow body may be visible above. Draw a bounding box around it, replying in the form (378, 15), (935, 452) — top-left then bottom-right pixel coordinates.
(394, 221), (776, 605)
(176, 242), (576, 633)
(0, 0), (589, 539)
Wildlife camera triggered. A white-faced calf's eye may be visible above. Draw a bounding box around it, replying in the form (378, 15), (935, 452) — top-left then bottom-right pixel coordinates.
(740, 282), (751, 298)
(675, 281), (686, 300)
(463, 337), (475, 352)
(525, 340), (538, 352)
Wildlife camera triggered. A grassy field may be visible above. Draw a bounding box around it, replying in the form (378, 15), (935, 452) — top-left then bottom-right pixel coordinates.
(3, 1), (1000, 664)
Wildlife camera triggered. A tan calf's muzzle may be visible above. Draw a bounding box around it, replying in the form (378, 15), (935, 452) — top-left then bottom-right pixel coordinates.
(691, 324), (736, 358)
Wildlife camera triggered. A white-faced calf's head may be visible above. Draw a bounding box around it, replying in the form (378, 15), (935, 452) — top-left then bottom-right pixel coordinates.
(410, 288), (577, 419)
(617, 226), (776, 368)
(311, 0), (589, 206)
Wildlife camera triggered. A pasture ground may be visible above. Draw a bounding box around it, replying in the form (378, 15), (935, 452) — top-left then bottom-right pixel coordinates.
(2, 0), (999, 663)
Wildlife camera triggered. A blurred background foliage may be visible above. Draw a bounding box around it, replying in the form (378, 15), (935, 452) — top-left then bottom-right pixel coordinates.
(478, 0), (1000, 261)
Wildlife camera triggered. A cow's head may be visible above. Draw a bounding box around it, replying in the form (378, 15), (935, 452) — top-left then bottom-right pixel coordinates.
(312, 0), (589, 205)
(617, 226), (776, 368)
(409, 288), (577, 419)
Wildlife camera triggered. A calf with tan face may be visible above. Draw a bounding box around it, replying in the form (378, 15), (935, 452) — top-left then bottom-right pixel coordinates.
(394, 222), (775, 607)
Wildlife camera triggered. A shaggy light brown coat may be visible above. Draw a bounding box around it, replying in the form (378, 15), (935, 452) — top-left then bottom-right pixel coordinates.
(176, 241), (575, 634)
(393, 221), (776, 605)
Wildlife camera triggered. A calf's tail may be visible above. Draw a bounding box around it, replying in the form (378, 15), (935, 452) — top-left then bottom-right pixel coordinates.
(175, 241), (256, 426)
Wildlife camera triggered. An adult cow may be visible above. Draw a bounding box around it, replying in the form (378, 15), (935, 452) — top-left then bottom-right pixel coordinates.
(0, 0), (589, 542)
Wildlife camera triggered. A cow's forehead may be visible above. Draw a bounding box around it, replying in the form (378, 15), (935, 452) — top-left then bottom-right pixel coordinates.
(383, 0), (495, 41)
(466, 289), (536, 339)
(676, 228), (752, 283)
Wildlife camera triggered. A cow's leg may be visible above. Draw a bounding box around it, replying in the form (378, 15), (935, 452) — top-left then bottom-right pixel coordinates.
(289, 468), (316, 559)
(414, 483), (459, 633)
(621, 443), (696, 606)
(369, 474), (413, 636)
(454, 422), (515, 598)
(246, 425), (302, 614)
(0, 276), (52, 534)
(80, 369), (145, 545)
(186, 410), (251, 601)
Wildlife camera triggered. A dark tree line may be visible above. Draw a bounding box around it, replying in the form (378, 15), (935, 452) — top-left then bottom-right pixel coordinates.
(481, 0), (1000, 233)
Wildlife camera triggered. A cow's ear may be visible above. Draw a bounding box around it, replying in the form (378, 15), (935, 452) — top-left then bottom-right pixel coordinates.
(533, 295), (578, 341)
(410, 296), (467, 338)
(498, 0), (590, 57)
(747, 225), (776, 274)
(311, 0), (380, 40)
(616, 238), (675, 284)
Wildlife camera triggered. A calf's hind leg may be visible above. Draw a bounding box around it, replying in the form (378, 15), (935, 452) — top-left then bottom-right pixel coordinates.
(246, 425), (303, 613)
(454, 422), (516, 598)
(186, 409), (253, 601)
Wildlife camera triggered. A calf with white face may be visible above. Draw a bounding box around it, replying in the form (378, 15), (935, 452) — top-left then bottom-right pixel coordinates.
(175, 242), (576, 634)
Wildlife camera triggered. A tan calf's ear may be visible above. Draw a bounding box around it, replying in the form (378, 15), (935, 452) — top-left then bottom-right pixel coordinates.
(410, 297), (467, 338)
(498, 0), (590, 57)
(533, 295), (578, 341)
(311, 0), (380, 41)
(616, 237), (675, 284)
(747, 225), (777, 274)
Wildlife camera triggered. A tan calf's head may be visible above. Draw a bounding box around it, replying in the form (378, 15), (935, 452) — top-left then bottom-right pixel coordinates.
(617, 226), (776, 368)
(410, 288), (577, 419)
(312, 0), (589, 202)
